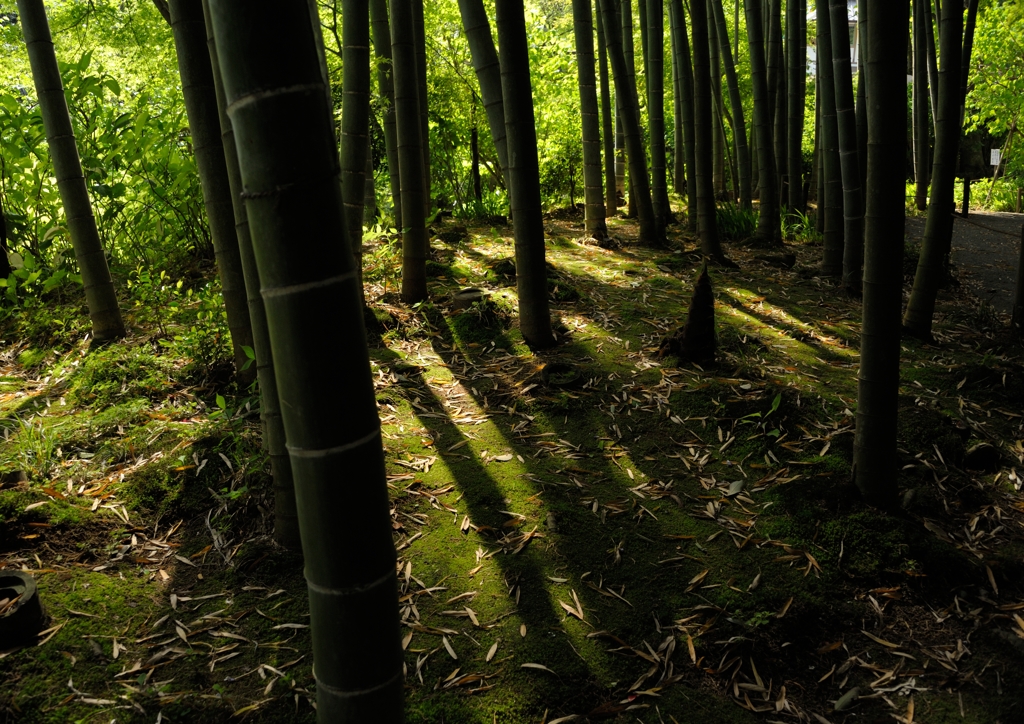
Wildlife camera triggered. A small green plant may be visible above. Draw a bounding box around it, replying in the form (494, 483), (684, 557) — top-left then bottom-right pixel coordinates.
(716, 203), (758, 241)
(782, 209), (821, 243)
(747, 610), (775, 628)
(362, 225), (401, 294)
(0, 249), (76, 306)
(455, 197), (500, 221)
(15, 418), (59, 480)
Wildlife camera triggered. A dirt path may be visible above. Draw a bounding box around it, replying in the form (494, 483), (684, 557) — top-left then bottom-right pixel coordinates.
(906, 211), (1024, 313)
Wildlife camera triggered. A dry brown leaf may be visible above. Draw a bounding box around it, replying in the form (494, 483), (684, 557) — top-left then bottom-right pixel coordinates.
(861, 630), (899, 649)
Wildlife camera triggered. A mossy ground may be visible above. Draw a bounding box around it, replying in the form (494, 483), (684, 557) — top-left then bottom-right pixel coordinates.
(1, 207), (1023, 723)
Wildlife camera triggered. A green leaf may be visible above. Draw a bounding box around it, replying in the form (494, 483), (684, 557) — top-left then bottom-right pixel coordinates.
(103, 78), (121, 97)
(216, 394), (227, 410)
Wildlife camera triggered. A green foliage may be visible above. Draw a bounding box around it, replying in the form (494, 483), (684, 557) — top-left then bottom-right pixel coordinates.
(0, 55), (206, 289)
(124, 267), (233, 380)
(363, 226), (403, 293)
(966, 2), (1024, 182)
(782, 209), (821, 242)
(716, 202), (758, 240)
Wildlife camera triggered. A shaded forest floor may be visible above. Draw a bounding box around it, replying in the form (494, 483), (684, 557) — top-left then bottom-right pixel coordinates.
(2, 206), (1024, 723)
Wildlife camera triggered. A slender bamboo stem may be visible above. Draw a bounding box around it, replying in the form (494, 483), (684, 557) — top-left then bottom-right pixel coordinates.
(199, 0), (298, 549)
(17, 0), (125, 342)
(207, 2), (404, 718)
(496, 0), (555, 347)
(573, 0), (609, 238)
(854, 0), (908, 510)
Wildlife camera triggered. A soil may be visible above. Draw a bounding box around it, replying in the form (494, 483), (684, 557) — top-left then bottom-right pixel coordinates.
(906, 211), (1024, 313)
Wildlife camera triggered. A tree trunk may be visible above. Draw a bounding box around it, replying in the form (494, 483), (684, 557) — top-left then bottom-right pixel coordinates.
(958, 0), (979, 128)
(709, 9), (726, 198)
(672, 40), (685, 195)
(598, 0), (661, 244)
(903, 0), (962, 339)
(597, 4), (617, 217)
(496, 0), (555, 347)
(854, 0), (907, 511)
(856, 43), (868, 209)
(622, 0), (639, 219)
(669, 0), (698, 233)
(573, 0), (609, 238)
(391, 0), (428, 302)
(720, 100), (741, 202)
(924, 0), (939, 135)
(638, 0), (649, 81)
(17, 0), (125, 342)
(810, 74), (820, 205)
(341, 0), (371, 290)
(0, 198), (11, 281)
(750, 104), (760, 198)
(364, 150), (377, 225)
(168, 0), (255, 376)
(912, 0), (929, 211)
(687, 0), (727, 260)
(615, 101), (627, 204)
(207, 2), (404, 719)
(471, 126), (482, 201)
(711, 0), (752, 210)
(817, 0), (843, 276)
(816, 104), (825, 233)
(830, 0), (864, 292)
(647, 0), (671, 232)
(370, 0), (402, 228)
(199, 0), (297, 549)
(457, 0), (512, 194)
(787, 0), (805, 211)
(768, 0), (786, 201)
(412, 0), (430, 214)
(744, 0), (779, 243)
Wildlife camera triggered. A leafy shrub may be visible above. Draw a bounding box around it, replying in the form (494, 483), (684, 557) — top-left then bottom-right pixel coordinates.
(716, 203), (757, 241)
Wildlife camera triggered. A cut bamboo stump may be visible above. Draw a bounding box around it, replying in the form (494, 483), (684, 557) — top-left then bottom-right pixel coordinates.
(452, 288), (488, 310)
(0, 571), (46, 648)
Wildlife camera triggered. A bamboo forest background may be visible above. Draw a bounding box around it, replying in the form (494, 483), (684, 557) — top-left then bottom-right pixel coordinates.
(0, 0), (1016, 301)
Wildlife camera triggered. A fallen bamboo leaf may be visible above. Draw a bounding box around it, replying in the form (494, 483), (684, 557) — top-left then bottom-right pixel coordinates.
(687, 569), (709, 587)
(986, 565), (999, 596)
(833, 686), (861, 712)
(861, 630), (899, 649)
(442, 635), (457, 660)
(486, 640), (498, 662)
(521, 662), (556, 674)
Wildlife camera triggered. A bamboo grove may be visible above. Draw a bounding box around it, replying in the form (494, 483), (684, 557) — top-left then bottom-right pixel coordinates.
(0, 0), (1019, 721)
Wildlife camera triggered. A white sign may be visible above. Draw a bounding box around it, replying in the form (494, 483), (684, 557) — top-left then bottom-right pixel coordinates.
(991, 148), (1002, 166)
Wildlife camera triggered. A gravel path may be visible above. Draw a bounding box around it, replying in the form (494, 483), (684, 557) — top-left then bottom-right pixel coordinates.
(905, 211), (1024, 314)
